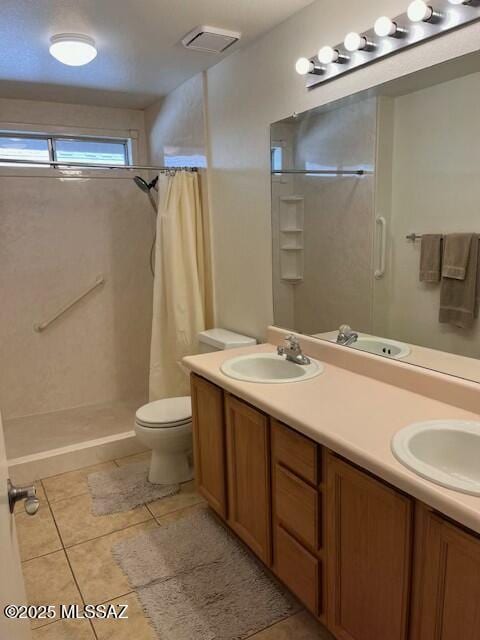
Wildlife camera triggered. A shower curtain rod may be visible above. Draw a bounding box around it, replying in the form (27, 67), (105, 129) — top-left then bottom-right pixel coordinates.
(0, 157), (198, 172)
(271, 169), (371, 176)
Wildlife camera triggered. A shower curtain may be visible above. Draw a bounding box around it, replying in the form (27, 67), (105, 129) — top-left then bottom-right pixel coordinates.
(149, 171), (213, 400)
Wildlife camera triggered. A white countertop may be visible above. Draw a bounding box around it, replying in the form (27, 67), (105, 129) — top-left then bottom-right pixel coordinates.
(184, 333), (480, 534)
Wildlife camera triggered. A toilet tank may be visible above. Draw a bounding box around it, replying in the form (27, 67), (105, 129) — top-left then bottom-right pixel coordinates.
(198, 328), (256, 353)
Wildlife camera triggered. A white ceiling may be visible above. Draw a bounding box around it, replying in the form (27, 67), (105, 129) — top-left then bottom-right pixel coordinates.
(0, 0), (313, 109)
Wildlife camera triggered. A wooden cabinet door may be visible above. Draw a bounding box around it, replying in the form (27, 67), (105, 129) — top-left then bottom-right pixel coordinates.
(326, 454), (413, 640)
(225, 395), (272, 565)
(411, 506), (480, 640)
(190, 374), (227, 518)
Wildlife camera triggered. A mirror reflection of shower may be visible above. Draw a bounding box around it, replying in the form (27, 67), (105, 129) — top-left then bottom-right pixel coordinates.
(134, 175), (158, 276)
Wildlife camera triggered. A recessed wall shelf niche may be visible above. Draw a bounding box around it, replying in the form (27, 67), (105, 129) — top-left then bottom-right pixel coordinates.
(279, 196), (304, 283)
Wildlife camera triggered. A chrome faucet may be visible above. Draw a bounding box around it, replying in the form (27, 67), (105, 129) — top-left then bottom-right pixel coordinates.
(336, 324), (359, 347)
(277, 334), (311, 365)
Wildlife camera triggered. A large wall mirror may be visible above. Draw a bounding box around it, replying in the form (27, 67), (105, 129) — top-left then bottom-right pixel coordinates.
(271, 51), (480, 383)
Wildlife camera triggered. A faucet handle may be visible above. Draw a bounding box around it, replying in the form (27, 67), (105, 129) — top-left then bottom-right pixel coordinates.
(285, 334), (299, 346)
(338, 324), (352, 336)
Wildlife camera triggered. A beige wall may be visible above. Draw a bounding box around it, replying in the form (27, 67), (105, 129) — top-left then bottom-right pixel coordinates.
(0, 99), (153, 419)
(204, 0), (480, 341)
(145, 74), (206, 167)
(383, 72), (480, 359)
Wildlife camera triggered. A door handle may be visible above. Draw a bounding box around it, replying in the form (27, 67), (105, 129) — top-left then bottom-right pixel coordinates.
(375, 216), (387, 279)
(7, 479), (40, 515)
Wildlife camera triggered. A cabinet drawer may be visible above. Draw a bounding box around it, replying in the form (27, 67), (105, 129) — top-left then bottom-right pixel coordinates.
(275, 463), (319, 550)
(271, 419), (318, 485)
(275, 525), (320, 615)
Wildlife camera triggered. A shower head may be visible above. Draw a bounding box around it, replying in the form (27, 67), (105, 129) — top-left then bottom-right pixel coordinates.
(134, 175), (158, 192)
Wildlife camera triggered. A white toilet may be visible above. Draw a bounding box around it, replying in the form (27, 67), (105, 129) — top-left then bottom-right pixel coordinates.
(135, 328), (256, 485)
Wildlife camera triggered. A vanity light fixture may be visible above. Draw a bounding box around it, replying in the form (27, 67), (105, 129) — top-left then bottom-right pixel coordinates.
(318, 45), (347, 64)
(295, 57), (322, 75)
(49, 34), (97, 66)
(343, 32), (370, 52)
(297, 1), (480, 90)
(374, 16), (401, 37)
(407, 0), (438, 22)
(317, 46), (338, 64)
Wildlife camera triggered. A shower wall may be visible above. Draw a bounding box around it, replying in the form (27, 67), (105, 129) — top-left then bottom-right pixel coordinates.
(0, 98), (153, 420)
(294, 99), (376, 334)
(272, 99), (377, 336)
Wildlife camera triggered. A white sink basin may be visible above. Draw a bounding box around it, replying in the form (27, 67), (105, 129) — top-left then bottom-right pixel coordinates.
(392, 420), (480, 495)
(351, 336), (410, 359)
(221, 352), (323, 384)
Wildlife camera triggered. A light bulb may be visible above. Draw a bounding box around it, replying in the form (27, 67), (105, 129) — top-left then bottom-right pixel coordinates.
(344, 32), (368, 52)
(318, 45), (339, 64)
(374, 16), (398, 37)
(49, 34), (97, 66)
(295, 57), (314, 75)
(407, 0), (434, 22)
(448, 0), (471, 4)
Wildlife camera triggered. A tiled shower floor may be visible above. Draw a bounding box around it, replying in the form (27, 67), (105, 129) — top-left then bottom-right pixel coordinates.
(16, 451), (333, 640)
(4, 401), (142, 459)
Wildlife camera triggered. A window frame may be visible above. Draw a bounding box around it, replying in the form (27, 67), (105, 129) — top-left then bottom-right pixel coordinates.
(0, 131), (131, 168)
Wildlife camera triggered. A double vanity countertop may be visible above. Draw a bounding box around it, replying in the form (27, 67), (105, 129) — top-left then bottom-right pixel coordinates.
(184, 326), (480, 535)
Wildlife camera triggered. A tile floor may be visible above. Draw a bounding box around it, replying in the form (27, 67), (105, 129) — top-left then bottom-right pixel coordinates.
(16, 451), (332, 640)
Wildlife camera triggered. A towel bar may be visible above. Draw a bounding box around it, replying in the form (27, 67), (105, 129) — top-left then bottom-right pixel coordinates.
(407, 233), (480, 241)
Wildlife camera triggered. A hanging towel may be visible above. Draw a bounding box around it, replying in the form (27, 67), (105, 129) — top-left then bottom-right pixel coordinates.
(439, 234), (479, 329)
(419, 234), (442, 283)
(441, 233), (472, 280)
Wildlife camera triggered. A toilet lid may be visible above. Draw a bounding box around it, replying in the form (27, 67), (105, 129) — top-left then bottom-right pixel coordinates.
(135, 396), (192, 427)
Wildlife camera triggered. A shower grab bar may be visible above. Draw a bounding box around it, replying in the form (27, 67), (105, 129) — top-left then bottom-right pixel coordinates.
(34, 275), (105, 333)
(374, 216), (387, 279)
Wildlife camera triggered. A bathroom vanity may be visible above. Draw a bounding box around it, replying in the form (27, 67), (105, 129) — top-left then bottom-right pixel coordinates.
(186, 332), (480, 640)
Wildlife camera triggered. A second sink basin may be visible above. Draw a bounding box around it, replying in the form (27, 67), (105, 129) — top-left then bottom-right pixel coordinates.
(392, 420), (480, 496)
(221, 352), (323, 384)
(351, 336), (410, 359)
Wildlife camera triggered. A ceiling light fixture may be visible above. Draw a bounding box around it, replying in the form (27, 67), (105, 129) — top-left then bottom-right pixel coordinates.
(49, 34), (97, 66)
(448, 0), (472, 4)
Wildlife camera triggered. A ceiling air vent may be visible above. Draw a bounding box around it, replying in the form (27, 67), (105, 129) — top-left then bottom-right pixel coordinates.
(182, 26), (241, 54)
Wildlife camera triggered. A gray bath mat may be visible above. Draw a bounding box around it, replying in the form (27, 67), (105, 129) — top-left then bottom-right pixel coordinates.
(112, 509), (300, 640)
(87, 461), (180, 515)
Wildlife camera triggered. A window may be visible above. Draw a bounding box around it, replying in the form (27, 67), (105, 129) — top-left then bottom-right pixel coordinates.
(164, 153), (207, 168)
(0, 136), (50, 165)
(0, 132), (129, 167)
(271, 146), (283, 172)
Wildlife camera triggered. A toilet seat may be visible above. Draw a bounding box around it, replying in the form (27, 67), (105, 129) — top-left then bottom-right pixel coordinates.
(135, 397), (192, 429)
(135, 417), (191, 429)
